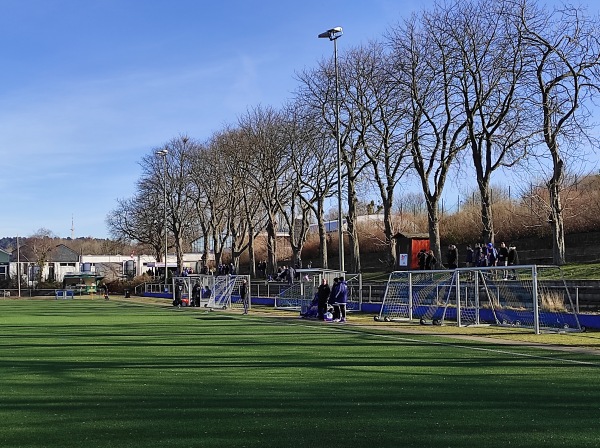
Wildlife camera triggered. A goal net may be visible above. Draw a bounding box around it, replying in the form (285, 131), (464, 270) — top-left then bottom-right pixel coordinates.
(274, 269), (362, 312)
(207, 275), (249, 311)
(174, 274), (249, 310)
(275, 280), (317, 311)
(378, 265), (582, 333)
(379, 270), (455, 325)
(55, 289), (74, 299)
(275, 269), (341, 310)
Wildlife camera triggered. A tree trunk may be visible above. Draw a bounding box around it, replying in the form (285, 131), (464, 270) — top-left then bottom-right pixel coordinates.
(426, 198), (442, 268)
(247, 224), (256, 278)
(231, 255), (240, 272)
(201, 222), (210, 271)
(174, 233), (184, 273)
(212, 229), (223, 268)
(382, 195), (397, 269)
(316, 200), (328, 269)
(318, 221), (328, 269)
(230, 228), (241, 273)
(548, 165), (566, 265)
(154, 244), (163, 264)
(266, 213), (277, 276)
(478, 178), (495, 245)
(347, 178), (361, 273)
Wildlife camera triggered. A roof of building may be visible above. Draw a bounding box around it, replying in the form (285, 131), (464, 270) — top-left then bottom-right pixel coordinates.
(0, 248), (10, 263)
(393, 232), (430, 240)
(10, 243), (79, 263)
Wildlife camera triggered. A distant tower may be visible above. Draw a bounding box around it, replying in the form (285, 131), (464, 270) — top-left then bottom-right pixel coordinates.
(71, 215), (75, 239)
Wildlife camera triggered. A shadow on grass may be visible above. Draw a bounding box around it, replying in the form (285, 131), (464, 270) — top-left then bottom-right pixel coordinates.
(1, 300), (600, 447)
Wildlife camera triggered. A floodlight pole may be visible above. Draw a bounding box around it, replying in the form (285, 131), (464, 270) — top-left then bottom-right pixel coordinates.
(156, 149), (169, 293)
(16, 234), (21, 298)
(318, 26), (344, 273)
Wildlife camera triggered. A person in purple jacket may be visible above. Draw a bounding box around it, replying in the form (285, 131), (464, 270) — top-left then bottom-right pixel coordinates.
(334, 276), (348, 323)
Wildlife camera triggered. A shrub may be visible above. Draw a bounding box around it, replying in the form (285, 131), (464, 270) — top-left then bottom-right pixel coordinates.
(540, 291), (566, 312)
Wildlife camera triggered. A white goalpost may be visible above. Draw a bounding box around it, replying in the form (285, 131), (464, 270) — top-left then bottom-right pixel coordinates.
(377, 265), (583, 333)
(274, 269), (343, 311)
(208, 275), (250, 311)
(274, 269), (362, 312)
(54, 289), (74, 299)
(174, 274), (250, 310)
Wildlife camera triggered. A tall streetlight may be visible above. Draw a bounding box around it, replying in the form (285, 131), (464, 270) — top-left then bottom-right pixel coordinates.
(156, 149), (169, 293)
(318, 26), (344, 272)
(16, 234), (21, 298)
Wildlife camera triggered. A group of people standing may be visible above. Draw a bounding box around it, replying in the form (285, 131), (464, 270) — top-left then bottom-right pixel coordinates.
(191, 281), (212, 306)
(315, 276), (348, 323)
(464, 242), (519, 269)
(272, 265), (296, 284)
(216, 263), (236, 276)
(418, 242), (520, 271)
(417, 249), (438, 270)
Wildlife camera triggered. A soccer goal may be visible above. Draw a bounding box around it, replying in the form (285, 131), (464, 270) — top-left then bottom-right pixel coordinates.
(274, 269), (362, 312)
(207, 275), (250, 311)
(377, 270), (455, 325)
(274, 280), (318, 311)
(378, 265), (582, 333)
(54, 289), (74, 300)
(173, 274), (249, 310)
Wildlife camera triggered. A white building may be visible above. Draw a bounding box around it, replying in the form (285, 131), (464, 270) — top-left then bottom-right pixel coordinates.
(9, 243), (210, 284)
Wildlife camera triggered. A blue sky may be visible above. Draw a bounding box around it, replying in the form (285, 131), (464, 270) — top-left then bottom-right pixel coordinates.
(1, 0), (435, 239)
(0, 0), (595, 239)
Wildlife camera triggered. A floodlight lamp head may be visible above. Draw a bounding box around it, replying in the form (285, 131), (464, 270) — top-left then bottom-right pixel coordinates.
(156, 149), (168, 157)
(318, 26), (343, 41)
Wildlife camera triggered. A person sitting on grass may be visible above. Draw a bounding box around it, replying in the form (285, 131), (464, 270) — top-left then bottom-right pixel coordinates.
(300, 294), (319, 319)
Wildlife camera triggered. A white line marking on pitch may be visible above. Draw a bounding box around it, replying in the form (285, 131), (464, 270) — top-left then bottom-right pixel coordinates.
(285, 321), (600, 367)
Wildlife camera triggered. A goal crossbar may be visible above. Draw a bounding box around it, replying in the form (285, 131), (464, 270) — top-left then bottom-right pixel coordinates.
(378, 265), (582, 334)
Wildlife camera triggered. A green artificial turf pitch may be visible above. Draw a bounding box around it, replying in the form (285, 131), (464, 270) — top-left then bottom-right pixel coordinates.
(0, 299), (599, 448)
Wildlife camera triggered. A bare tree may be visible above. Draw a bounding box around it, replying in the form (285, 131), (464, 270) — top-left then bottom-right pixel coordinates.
(297, 114), (338, 268)
(447, 0), (533, 245)
(237, 105), (292, 276)
(27, 228), (56, 282)
(276, 104), (331, 269)
(106, 189), (165, 263)
(189, 135), (233, 270)
(297, 46), (376, 273)
(140, 135), (197, 272)
(388, 10), (469, 264)
(354, 41), (412, 268)
(218, 128), (267, 275)
(277, 183), (312, 270)
(106, 147), (174, 263)
(291, 87), (340, 269)
(517, 1), (600, 264)
(336, 48), (382, 273)
(188, 143), (213, 269)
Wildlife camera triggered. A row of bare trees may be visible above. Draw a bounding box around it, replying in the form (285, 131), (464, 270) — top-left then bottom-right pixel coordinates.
(107, 0), (600, 271)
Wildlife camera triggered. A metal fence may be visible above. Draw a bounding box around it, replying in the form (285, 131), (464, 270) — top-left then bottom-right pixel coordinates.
(250, 280), (387, 303)
(0, 288), (90, 298)
(2, 280), (597, 313)
(0, 282), (388, 303)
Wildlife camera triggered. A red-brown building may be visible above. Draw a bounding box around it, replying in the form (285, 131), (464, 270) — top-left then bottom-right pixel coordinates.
(393, 233), (430, 270)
